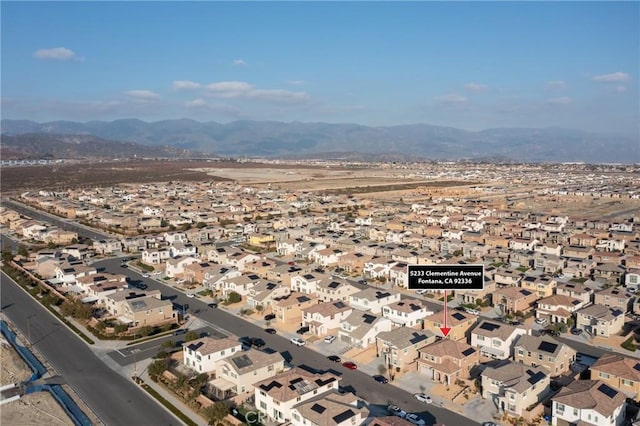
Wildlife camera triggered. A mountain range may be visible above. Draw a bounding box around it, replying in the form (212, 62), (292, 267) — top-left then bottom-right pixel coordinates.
(2, 119), (638, 163)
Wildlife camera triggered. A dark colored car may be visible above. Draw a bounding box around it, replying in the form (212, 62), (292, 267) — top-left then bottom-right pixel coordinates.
(541, 329), (560, 337)
(327, 355), (341, 363)
(239, 337), (252, 347)
(251, 338), (266, 348)
(342, 361), (357, 370)
(264, 313), (276, 321)
(208, 302), (218, 308)
(570, 328), (582, 335)
(373, 375), (388, 384)
(264, 328), (277, 334)
(296, 326), (310, 335)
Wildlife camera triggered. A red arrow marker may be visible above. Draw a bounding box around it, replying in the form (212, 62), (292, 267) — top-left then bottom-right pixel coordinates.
(440, 290), (451, 337)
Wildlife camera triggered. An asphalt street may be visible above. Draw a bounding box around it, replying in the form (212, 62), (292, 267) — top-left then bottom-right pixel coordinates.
(94, 258), (478, 426)
(1, 271), (183, 426)
(2, 199), (110, 241)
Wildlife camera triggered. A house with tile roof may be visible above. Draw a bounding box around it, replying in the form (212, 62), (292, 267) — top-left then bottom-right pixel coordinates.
(481, 360), (550, 417)
(470, 320), (528, 360)
(513, 335), (576, 376)
(552, 380), (626, 426)
(417, 339), (479, 385)
(576, 304), (625, 337)
(590, 354), (640, 400)
(376, 328), (436, 373)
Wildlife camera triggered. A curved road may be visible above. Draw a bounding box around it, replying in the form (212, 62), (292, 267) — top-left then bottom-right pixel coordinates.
(1, 272), (182, 426)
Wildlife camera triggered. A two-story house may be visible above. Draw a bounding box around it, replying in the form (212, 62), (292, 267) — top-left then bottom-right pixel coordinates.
(348, 288), (401, 314)
(417, 339), (479, 385)
(493, 287), (538, 315)
(552, 380), (626, 426)
(470, 320), (528, 360)
(183, 337), (242, 374)
(212, 349), (284, 398)
(381, 299), (433, 328)
(590, 354), (640, 400)
(536, 294), (585, 324)
(481, 360), (550, 417)
(513, 335), (576, 376)
(316, 279), (361, 303)
(376, 328), (436, 373)
(254, 368), (341, 423)
(290, 392), (366, 426)
(272, 292), (318, 325)
(338, 310), (393, 349)
(575, 304), (625, 337)
(302, 301), (353, 336)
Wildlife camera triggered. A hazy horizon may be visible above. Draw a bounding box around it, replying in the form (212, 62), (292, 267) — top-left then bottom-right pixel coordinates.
(1, 2), (638, 137)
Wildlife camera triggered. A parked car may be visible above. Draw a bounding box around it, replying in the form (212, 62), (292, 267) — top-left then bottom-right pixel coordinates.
(541, 329), (560, 337)
(387, 405), (407, 418)
(296, 326), (310, 335)
(324, 335), (336, 344)
(570, 328), (582, 335)
(142, 273), (150, 278)
(465, 308), (480, 315)
(264, 328), (276, 334)
(414, 393), (432, 403)
(264, 313), (276, 321)
(535, 317), (548, 325)
(208, 302), (217, 308)
(239, 337), (252, 348)
(405, 414), (426, 426)
(482, 423), (499, 426)
(251, 338), (266, 348)
(342, 361), (357, 370)
(373, 375), (388, 384)
(327, 355), (341, 363)
(290, 337), (306, 346)
(186, 293), (195, 298)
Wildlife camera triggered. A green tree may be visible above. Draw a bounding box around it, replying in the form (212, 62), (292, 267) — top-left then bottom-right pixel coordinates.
(184, 330), (200, 342)
(203, 402), (229, 426)
(2, 250), (14, 263)
(148, 359), (168, 382)
(227, 291), (241, 304)
(255, 304), (264, 313)
(196, 222), (207, 229)
(161, 340), (176, 349)
(17, 245), (29, 257)
(114, 323), (128, 334)
(139, 325), (154, 337)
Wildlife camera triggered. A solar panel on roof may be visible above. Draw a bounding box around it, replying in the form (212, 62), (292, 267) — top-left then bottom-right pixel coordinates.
(311, 404), (326, 414)
(304, 274), (315, 279)
(328, 282), (340, 288)
(363, 314), (377, 324)
(462, 348), (476, 356)
(634, 363), (640, 372)
(231, 354), (253, 369)
(520, 289), (532, 296)
(598, 383), (618, 398)
(526, 370), (546, 385)
(334, 301), (346, 309)
(189, 341), (204, 351)
(260, 381), (282, 391)
(537, 341), (558, 354)
(333, 410), (355, 423)
(452, 313), (466, 321)
(479, 322), (500, 332)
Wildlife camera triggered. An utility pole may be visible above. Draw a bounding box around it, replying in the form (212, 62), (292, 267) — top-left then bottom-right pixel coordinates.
(26, 315), (35, 348)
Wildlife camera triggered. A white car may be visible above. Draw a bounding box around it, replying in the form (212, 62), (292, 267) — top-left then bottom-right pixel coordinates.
(142, 273), (150, 278)
(416, 289), (427, 295)
(535, 317), (548, 325)
(414, 393), (432, 403)
(405, 414), (426, 426)
(324, 335), (336, 344)
(186, 293), (195, 298)
(290, 337), (306, 346)
(387, 405), (407, 418)
(465, 308), (480, 315)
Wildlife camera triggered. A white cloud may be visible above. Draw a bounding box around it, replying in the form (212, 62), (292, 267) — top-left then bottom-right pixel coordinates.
(185, 98), (208, 108)
(546, 80), (566, 90)
(207, 81), (253, 93)
(547, 97), (572, 105)
(464, 82), (489, 92)
(33, 47), (77, 61)
(205, 81), (309, 103)
(124, 90), (161, 101)
(172, 80), (201, 91)
(287, 80), (305, 86)
(614, 86), (627, 93)
(233, 59), (247, 66)
(436, 93), (468, 104)
(593, 72), (630, 83)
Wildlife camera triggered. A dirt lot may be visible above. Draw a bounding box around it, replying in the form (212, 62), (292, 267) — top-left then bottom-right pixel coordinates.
(1, 332), (102, 426)
(1, 341), (73, 426)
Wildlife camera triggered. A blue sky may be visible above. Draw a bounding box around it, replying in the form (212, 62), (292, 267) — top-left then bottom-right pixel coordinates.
(2, 1), (638, 136)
